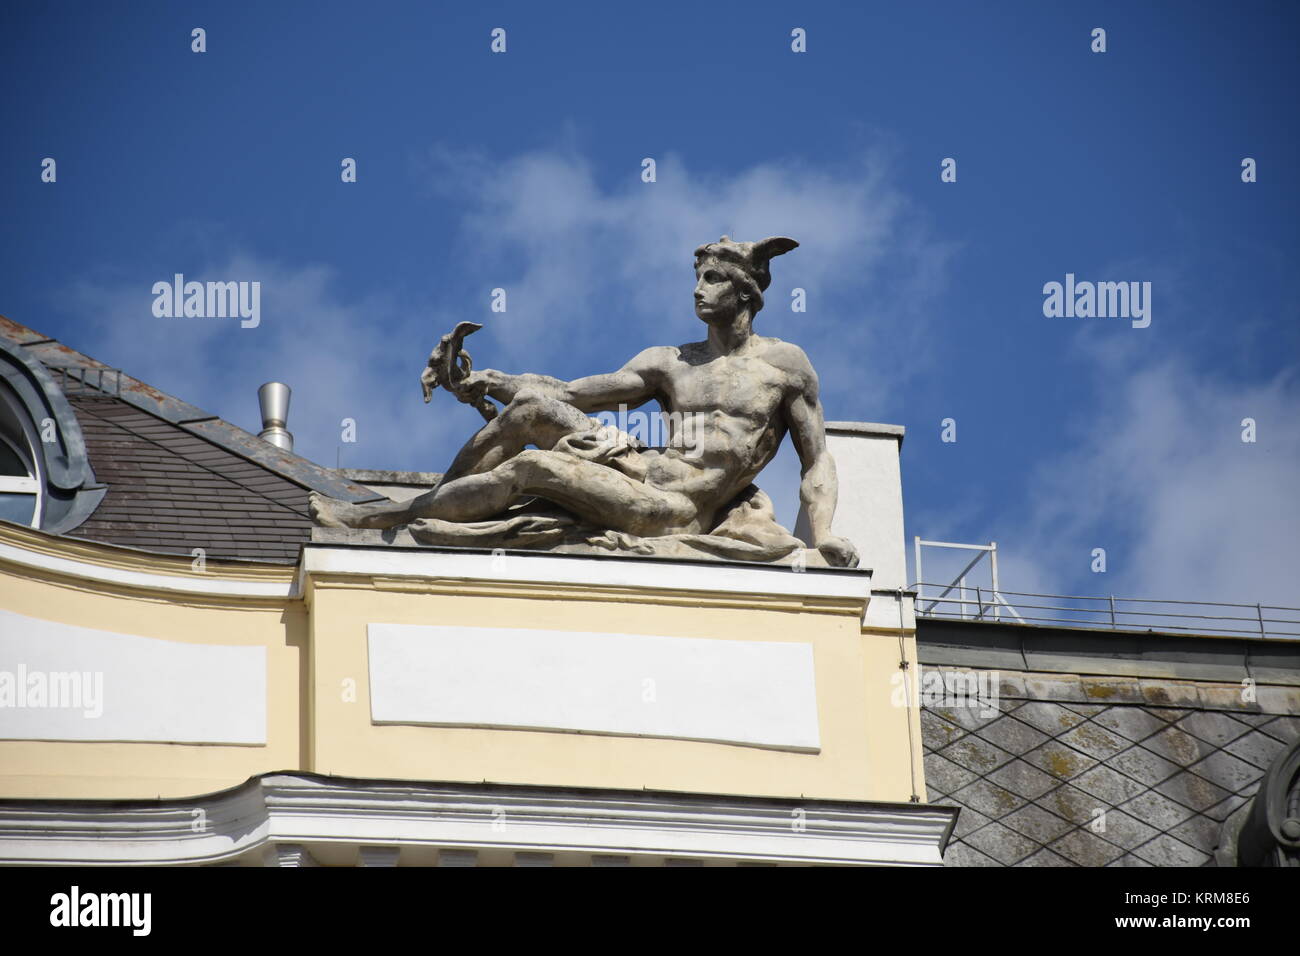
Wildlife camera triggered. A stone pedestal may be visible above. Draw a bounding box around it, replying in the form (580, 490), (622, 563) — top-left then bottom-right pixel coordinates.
(301, 544), (921, 806)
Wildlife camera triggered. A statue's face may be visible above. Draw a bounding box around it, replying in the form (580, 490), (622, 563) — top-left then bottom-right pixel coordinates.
(694, 262), (742, 325)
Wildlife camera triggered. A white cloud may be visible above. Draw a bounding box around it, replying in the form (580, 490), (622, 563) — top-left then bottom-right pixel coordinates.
(65, 256), (461, 473)
(1007, 342), (1300, 615)
(423, 144), (955, 415)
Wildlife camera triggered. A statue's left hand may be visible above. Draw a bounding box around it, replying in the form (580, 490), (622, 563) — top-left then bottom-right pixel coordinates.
(817, 535), (860, 569)
(420, 363), (498, 422)
(423, 322), (497, 420)
(449, 369), (491, 405)
(421, 362), (486, 403)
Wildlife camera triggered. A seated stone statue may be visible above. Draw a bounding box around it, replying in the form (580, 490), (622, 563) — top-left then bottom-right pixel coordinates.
(310, 236), (860, 568)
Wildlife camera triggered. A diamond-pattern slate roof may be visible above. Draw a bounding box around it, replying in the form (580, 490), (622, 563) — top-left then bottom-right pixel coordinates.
(922, 669), (1300, 867)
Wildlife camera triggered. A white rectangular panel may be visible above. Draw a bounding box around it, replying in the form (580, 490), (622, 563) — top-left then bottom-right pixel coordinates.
(367, 624), (820, 752)
(0, 608), (266, 744)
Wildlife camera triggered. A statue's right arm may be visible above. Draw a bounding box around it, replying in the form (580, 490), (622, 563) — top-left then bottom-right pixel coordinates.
(475, 348), (663, 413)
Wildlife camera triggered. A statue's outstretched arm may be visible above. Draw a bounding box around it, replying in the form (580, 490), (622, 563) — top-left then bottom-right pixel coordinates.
(472, 347), (663, 414)
(785, 354), (859, 569)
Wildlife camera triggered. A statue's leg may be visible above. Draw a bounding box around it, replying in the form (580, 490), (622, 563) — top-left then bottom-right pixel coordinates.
(310, 390), (596, 529)
(405, 449), (697, 535)
(439, 389), (593, 483)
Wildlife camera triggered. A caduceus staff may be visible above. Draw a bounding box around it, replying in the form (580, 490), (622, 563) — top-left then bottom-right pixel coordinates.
(419, 321), (498, 422)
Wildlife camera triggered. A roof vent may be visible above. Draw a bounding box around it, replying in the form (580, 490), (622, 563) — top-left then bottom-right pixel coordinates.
(257, 382), (293, 452)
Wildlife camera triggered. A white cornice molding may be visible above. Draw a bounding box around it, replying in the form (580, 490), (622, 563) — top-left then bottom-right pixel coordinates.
(0, 773), (955, 867)
(0, 524), (872, 607)
(0, 538), (296, 599)
(301, 545), (872, 604)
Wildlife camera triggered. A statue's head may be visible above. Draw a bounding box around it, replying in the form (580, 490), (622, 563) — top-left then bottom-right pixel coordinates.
(693, 235), (798, 326)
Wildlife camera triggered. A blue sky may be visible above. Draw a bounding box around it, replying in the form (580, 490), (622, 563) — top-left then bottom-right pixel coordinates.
(2, 1), (1297, 610)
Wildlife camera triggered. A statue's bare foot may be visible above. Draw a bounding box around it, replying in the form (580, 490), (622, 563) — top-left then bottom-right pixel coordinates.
(817, 535), (860, 569)
(310, 491), (371, 529)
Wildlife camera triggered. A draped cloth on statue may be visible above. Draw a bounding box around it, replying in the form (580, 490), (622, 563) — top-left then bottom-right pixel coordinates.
(406, 419), (807, 563)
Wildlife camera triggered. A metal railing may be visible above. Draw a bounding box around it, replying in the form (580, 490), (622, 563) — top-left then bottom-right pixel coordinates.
(910, 583), (1300, 640)
(914, 537), (1007, 621)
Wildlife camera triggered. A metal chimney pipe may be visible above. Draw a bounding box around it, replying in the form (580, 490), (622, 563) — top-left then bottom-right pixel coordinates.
(257, 382), (293, 452)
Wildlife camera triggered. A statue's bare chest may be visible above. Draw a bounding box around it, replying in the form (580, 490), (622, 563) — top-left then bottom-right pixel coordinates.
(660, 354), (789, 419)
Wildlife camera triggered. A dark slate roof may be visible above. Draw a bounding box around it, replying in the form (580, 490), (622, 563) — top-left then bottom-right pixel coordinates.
(66, 392), (313, 562)
(0, 315), (385, 564)
(916, 619), (1300, 867)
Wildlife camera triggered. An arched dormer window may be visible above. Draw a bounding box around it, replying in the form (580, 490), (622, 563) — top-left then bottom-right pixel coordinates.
(0, 339), (105, 534)
(0, 385), (42, 526)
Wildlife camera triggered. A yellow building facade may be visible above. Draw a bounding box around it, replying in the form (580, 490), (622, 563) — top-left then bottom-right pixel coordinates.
(0, 520), (952, 865)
